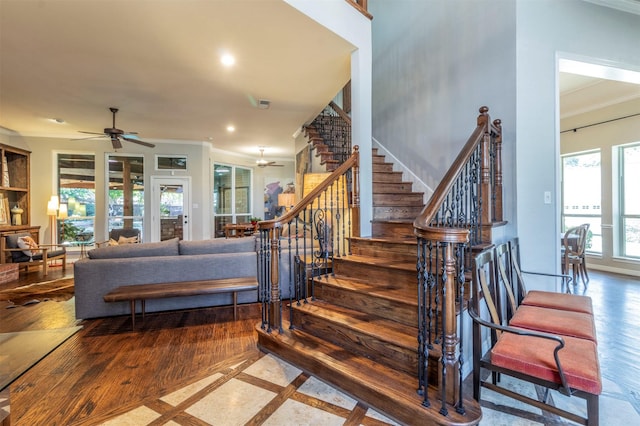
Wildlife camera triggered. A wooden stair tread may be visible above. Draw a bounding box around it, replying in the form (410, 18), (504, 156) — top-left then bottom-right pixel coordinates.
(350, 236), (418, 246)
(293, 300), (417, 349)
(257, 323), (482, 426)
(350, 236), (418, 247)
(338, 254), (416, 272)
(319, 275), (417, 306)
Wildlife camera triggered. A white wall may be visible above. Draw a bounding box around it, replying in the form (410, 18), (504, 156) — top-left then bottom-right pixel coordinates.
(516, 0), (640, 281)
(369, 0), (518, 236)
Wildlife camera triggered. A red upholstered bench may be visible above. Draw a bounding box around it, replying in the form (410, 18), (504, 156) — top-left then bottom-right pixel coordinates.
(470, 246), (601, 426)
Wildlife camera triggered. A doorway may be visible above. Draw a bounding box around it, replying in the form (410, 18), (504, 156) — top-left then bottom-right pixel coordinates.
(150, 177), (191, 242)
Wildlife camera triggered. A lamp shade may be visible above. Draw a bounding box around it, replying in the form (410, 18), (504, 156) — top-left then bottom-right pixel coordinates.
(278, 193), (296, 209)
(47, 200), (58, 216)
(58, 203), (68, 220)
(76, 204), (87, 216)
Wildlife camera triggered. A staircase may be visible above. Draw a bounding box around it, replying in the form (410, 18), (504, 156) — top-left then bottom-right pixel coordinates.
(256, 149), (482, 425)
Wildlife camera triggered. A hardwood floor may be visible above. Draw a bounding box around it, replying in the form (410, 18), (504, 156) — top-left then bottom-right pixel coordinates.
(1, 267), (639, 425)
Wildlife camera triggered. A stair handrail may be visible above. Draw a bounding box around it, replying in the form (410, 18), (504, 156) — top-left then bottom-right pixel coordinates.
(328, 101), (351, 126)
(258, 146), (359, 232)
(413, 105), (501, 239)
(412, 106), (503, 415)
(345, 0), (372, 20)
(257, 146), (360, 333)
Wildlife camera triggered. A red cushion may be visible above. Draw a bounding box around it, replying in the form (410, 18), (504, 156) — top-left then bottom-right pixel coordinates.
(523, 291), (593, 315)
(491, 331), (601, 395)
(509, 305), (597, 342)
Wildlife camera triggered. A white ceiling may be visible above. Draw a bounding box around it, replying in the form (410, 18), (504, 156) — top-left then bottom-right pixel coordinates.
(0, 1), (354, 162)
(559, 73), (640, 118)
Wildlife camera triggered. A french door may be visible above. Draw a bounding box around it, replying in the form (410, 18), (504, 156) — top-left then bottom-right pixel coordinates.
(150, 177), (191, 242)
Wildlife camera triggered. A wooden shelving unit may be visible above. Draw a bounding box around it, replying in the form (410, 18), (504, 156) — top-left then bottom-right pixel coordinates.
(0, 144), (31, 228)
(0, 144), (39, 263)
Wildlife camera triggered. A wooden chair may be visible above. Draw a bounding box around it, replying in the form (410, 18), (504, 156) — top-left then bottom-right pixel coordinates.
(1, 232), (67, 276)
(470, 247), (601, 426)
(562, 225), (589, 285)
(505, 239), (593, 314)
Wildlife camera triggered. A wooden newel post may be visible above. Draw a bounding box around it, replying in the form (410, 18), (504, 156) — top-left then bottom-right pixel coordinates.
(351, 145), (360, 238)
(493, 119), (503, 222)
(443, 241), (460, 406)
(478, 107), (493, 245)
(269, 227), (282, 331)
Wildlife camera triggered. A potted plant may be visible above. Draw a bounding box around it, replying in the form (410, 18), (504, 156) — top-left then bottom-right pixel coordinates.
(249, 216), (261, 227)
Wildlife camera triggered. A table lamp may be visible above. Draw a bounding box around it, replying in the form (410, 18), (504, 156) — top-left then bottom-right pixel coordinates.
(48, 196), (59, 244)
(278, 193), (296, 214)
(58, 203), (68, 242)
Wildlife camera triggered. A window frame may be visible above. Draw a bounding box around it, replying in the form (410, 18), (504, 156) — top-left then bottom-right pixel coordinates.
(561, 149), (602, 254)
(618, 142), (640, 259)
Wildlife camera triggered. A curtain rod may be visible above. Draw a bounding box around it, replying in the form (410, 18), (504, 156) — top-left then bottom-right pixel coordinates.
(560, 112), (640, 134)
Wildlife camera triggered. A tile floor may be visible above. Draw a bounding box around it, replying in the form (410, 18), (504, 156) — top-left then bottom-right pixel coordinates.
(99, 353), (399, 426)
(98, 351), (639, 426)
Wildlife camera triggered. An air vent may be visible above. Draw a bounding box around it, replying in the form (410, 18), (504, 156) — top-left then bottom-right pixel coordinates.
(257, 99), (271, 109)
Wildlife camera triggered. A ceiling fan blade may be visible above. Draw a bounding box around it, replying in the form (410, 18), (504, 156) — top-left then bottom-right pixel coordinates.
(72, 135), (107, 141)
(268, 164), (284, 167)
(78, 131), (106, 135)
(122, 136), (155, 148)
(111, 136), (123, 150)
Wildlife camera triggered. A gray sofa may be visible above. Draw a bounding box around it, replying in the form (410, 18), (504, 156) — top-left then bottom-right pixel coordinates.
(73, 237), (258, 320)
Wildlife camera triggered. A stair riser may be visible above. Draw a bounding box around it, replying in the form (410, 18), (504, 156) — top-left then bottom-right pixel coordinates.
(373, 193), (424, 206)
(371, 221), (415, 239)
(372, 163), (394, 173)
(373, 182), (414, 192)
(332, 259), (416, 285)
(291, 308), (418, 376)
(372, 172), (404, 183)
(350, 239), (417, 262)
(315, 282), (417, 327)
(374, 206), (423, 220)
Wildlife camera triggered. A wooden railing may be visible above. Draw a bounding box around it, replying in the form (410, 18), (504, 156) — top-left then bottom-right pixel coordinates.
(345, 0), (372, 19)
(413, 106), (503, 415)
(257, 147), (360, 332)
(306, 101), (352, 169)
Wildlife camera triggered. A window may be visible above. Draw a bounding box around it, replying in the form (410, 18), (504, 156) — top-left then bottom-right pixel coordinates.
(156, 155), (187, 171)
(107, 155), (145, 240)
(213, 164), (252, 237)
(562, 151), (601, 254)
(57, 153), (95, 243)
(620, 143), (640, 258)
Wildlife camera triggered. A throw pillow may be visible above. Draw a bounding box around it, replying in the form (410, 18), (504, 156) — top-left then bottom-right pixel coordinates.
(108, 238), (119, 246)
(17, 235), (38, 257)
(118, 235), (138, 244)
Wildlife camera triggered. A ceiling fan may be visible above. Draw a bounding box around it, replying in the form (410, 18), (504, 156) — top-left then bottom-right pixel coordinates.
(76, 107), (155, 149)
(256, 148), (283, 168)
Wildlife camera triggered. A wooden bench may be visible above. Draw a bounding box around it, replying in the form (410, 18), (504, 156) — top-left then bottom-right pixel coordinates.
(470, 245), (601, 426)
(103, 277), (258, 329)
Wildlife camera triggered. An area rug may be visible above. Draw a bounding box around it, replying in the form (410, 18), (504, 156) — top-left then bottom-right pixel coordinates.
(0, 277), (74, 306)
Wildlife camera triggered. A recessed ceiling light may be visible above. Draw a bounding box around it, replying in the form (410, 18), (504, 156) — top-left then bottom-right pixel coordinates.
(50, 118), (65, 124)
(221, 53), (235, 67)
(226, 125), (235, 133)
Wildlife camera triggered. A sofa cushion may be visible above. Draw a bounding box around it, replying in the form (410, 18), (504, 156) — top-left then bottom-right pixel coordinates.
(6, 233), (33, 262)
(179, 237), (256, 255)
(88, 238), (179, 259)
